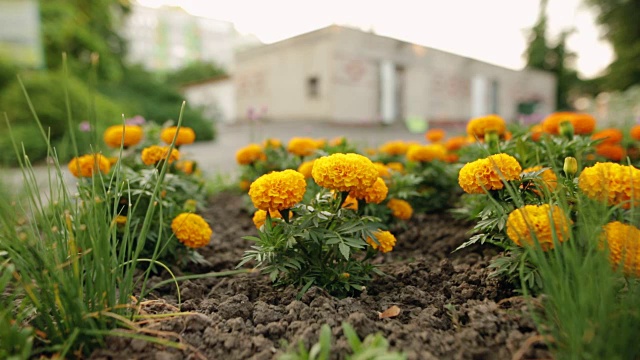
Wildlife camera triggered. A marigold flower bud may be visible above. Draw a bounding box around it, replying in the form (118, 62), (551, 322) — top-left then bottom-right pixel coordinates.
(563, 157), (578, 176)
(559, 120), (574, 140)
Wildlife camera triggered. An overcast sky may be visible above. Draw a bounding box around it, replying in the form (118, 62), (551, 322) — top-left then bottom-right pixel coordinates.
(137, 0), (613, 78)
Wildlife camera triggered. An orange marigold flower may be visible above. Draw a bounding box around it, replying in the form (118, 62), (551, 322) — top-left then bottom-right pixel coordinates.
(365, 148), (377, 156)
(236, 144), (265, 165)
(541, 112), (575, 134)
(467, 114), (506, 138)
(541, 112), (596, 135)
(249, 169), (306, 211)
(387, 198), (413, 220)
(141, 145), (180, 165)
(444, 153), (459, 163)
(596, 144), (625, 162)
(458, 153), (522, 194)
(342, 194), (358, 211)
(315, 138), (327, 148)
(530, 124), (544, 142)
(171, 213), (212, 248)
(103, 125), (143, 148)
(571, 113), (596, 135)
(239, 180), (251, 192)
(297, 160), (315, 178)
(160, 126), (196, 146)
(175, 160), (195, 175)
(425, 129), (446, 143)
(350, 177), (388, 204)
(386, 162), (404, 173)
(506, 204), (571, 251)
(379, 140), (409, 155)
(330, 136), (346, 146)
(263, 138), (282, 148)
(366, 230), (397, 253)
(631, 125), (640, 141)
(373, 162), (391, 178)
(68, 154), (111, 178)
(521, 166), (558, 193)
(406, 144), (447, 162)
(312, 153), (378, 192)
(252, 209), (284, 229)
(578, 162), (640, 209)
(601, 221), (640, 277)
(445, 136), (467, 151)
(287, 137), (319, 156)
(592, 128), (623, 145)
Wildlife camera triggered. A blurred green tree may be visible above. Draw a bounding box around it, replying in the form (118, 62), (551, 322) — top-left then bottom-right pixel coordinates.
(39, 0), (130, 81)
(524, 0), (581, 110)
(585, 0), (640, 90)
(165, 61), (227, 86)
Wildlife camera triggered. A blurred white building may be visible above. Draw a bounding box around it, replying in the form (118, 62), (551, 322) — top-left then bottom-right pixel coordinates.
(231, 25), (556, 127)
(122, 3), (260, 71)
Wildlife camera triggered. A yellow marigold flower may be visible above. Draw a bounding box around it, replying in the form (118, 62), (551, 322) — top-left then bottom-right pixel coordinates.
(252, 209), (284, 229)
(342, 195), (358, 210)
(601, 221), (640, 276)
(68, 154), (111, 178)
(350, 177), (388, 204)
(297, 160), (315, 178)
(425, 129), (446, 143)
(445, 136), (467, 151)
(406, 144), (447, 162)
(160, 126), (196, 146)
(249, 169), (306, 211)
(171, 213), (212, 248)
(379, 140), (409, 155)
(592, 128), (623, 145)
(103, 125), (143, 148)
(521, 166), (558, 193)
(386, 162), (404, 173)
(387, 198), (413, 220)
(312, 153), (378, 192)
(141, 145), (180, 165)
(506, 204), (572, 251)
(263, 138), (282, 148)
(239, 180), (251, 192)
(458, 153), (522, 194)
(467, 114), (506, 138)
(631, 125), (640, 141)
(114, 215), (127, 227)
(373, 162), (391, 178)
(578, 162), (640, 209)
(175, 160), (195, 175)
(366, 230), (397, 253)
(236, 144), (265, 165)
(596, 144), (625, 162)
(287, 137), (319, 156)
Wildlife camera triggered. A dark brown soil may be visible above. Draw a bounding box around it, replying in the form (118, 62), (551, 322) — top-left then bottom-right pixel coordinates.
(91, 193), (548, 360)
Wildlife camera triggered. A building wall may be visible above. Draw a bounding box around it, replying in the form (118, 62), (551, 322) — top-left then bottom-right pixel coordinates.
(182, 78), (235, 124)
(234, 25), (556, 125)
(234, 30), (334, 122)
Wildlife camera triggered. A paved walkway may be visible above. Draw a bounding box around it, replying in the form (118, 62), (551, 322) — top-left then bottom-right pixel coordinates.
(3, 120), (454, 192)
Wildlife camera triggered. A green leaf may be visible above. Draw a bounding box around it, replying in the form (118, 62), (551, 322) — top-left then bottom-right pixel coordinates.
(342, 322), (362, 352)
(338, 243), (350, 260)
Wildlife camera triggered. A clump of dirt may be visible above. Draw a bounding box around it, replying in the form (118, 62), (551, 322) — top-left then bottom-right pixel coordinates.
(91, 193), (548, 360)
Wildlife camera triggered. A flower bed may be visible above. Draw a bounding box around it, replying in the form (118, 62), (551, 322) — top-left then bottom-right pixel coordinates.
(91, 192), (546, 360)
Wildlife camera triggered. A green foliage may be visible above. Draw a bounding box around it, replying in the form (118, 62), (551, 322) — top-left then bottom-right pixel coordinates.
(165, 61), (226, 86)
(240, 190), (384, 298)
(0, 71), (126, 163)
(279, 323), (406, 360)
(0, 256), (34, 360)
(585, 0), (640, 90)
(39, 0), (130, 81)
(405, 160), (460, 213)
(98, 66), (215, 141)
